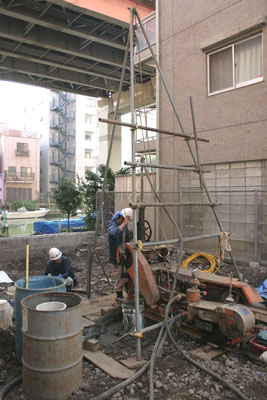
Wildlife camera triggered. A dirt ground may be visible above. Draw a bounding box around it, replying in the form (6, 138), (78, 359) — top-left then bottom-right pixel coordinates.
(0, 235), (267, 400)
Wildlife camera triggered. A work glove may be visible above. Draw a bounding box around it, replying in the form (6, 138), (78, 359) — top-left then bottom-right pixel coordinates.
(58, 274), (63, 278)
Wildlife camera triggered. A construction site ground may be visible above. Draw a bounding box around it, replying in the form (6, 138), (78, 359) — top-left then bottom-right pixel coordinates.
(0, 235), (267, 400)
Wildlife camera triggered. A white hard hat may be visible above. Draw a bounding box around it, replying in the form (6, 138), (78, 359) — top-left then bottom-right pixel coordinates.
(49, 248), (62, 261)
(122, 208), (133, 221)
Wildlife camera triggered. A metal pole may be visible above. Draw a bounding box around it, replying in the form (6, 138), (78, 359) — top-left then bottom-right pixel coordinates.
(125, 161), (203, 172)
(99, 117), (209, 142)
(130, 201), (220, 208)
(130, 7), (141, 361)
(87, 34), (130, 298)
(141, 231), (231, 248)
(254, 190), (258, 262)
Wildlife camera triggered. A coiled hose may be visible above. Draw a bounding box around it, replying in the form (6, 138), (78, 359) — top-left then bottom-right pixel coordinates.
(182, 252), (220, 273)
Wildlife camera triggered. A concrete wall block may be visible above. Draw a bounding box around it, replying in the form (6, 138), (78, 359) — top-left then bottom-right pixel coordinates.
(216, 178), (230, 187)
(231, 162), (245, 169)
(216, 169), (230, 179)
(246, 176), (262, 187)
(216, 163), (230, 170)
(0, 232), (94, 263)
(230, 169), (245, 178)
(246, 167), (262, 177)
(231, 177), (245, 187)
(231, 223), (245, 240)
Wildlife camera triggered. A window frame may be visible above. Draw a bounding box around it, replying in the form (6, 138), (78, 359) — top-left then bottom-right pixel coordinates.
(207, 33), (263, 96)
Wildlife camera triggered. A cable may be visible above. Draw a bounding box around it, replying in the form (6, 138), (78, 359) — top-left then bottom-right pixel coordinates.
(0, 376), (22, 400)
(182, 252), (220, 273)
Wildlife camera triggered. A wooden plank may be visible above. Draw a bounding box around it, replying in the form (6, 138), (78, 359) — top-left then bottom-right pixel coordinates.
(190, 345), (224, 360)
(82, 294), (116, 315)
(83, 350), (134, 379)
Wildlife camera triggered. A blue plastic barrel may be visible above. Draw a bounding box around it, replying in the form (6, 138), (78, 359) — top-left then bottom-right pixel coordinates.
(15, 276), (66, 362)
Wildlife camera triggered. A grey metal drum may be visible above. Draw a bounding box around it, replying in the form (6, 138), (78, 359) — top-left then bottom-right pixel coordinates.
(21, 292), (83, 400)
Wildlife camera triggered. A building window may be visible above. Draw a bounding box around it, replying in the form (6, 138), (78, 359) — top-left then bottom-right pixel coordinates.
(16, 142), (29, 155)
(21, 167), (32, 177)
(8, 166), (16, 176)
(85, 132), (92, 140)
(208, 33), (263, 95)
(85, 114), (92, 124)
(85, 150), (91, 158)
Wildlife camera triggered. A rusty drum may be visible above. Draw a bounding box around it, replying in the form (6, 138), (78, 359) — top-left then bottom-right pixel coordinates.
(21, 292), (83, 400)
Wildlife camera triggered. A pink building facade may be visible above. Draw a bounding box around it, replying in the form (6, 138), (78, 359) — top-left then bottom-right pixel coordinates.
(0, 124), (40, 202)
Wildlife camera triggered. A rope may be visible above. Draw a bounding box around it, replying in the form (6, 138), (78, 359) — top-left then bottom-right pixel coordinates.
(216, 231), (232, 262)
(182, 252), (220, 273)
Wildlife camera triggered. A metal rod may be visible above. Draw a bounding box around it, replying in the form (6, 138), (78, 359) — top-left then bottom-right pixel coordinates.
(130, 7), (141, 361)
(87, 34), (130, 298)
(99, 117), (209, 142)
(125, 161), (205, 172)
(141, 232), (231, 248)
(130, 201), (220, 208)
(254, 190), (258, 262)
(189, 96), (204, 189)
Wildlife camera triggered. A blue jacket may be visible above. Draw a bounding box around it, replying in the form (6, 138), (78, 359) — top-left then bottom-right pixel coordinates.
(44, 256), (77, 286)
(108, 213), (130, 265)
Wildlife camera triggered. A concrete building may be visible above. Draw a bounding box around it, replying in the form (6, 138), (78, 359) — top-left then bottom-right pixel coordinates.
(157, 0), (267, 260)
(0, 124), (40, 202)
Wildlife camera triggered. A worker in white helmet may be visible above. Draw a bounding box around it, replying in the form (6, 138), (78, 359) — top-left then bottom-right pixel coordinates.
(108, 208), (133, 301)
(44, 248), (77, 291)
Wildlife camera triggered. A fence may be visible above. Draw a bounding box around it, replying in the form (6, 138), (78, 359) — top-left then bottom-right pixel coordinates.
(97, 189), (267, 264)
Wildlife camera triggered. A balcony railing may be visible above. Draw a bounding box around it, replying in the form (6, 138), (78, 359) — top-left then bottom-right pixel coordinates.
(4, 171), (34, 182)
(15, 149), (30, 157)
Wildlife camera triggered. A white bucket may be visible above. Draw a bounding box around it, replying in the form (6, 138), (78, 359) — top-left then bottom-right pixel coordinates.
(0, 299), (13, 329)
(36, 301), (67, 311)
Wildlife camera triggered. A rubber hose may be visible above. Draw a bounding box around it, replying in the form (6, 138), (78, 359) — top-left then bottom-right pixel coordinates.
(164, 296), (250, 400)
(0, 376), (22, 400)
(182, 252), (220, 273)
(90, 315), (181, 400)
(149, 313), (183, 400)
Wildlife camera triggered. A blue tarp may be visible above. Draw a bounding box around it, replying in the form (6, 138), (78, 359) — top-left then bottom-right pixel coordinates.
(34, 217), (87, 234)
(256, 278), (267, 301)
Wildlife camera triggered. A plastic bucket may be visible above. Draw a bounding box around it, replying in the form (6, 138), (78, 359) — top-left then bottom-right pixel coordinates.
(36, 301), (67, 311)
(122, 301), (144, 333)
(15, 276), (66, 362)
(22, 292), (83, 400)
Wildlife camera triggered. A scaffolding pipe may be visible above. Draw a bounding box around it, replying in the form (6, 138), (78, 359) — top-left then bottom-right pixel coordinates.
(130, 201), (220, 208)
(130, 7), (142, 361)
(141, 231), (231, 248)
(125, 161), (205, 172)
(98, 117), (209, 142)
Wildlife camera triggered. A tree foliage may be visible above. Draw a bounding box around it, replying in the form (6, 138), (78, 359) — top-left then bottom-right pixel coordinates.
(79, 164), (130, 230)
(52, 178), (82, 231)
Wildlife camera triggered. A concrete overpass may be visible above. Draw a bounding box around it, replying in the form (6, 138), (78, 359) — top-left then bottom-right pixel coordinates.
(0, 0), (155, 97)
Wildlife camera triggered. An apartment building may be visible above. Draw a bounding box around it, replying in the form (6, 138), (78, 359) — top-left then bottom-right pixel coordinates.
(38, 91), (98, 199)
(0, 124), (40, 202)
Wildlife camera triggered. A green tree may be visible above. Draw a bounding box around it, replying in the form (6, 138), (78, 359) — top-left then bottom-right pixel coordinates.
(79, 164), (130, 230)
(52, 178), (82, 232)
